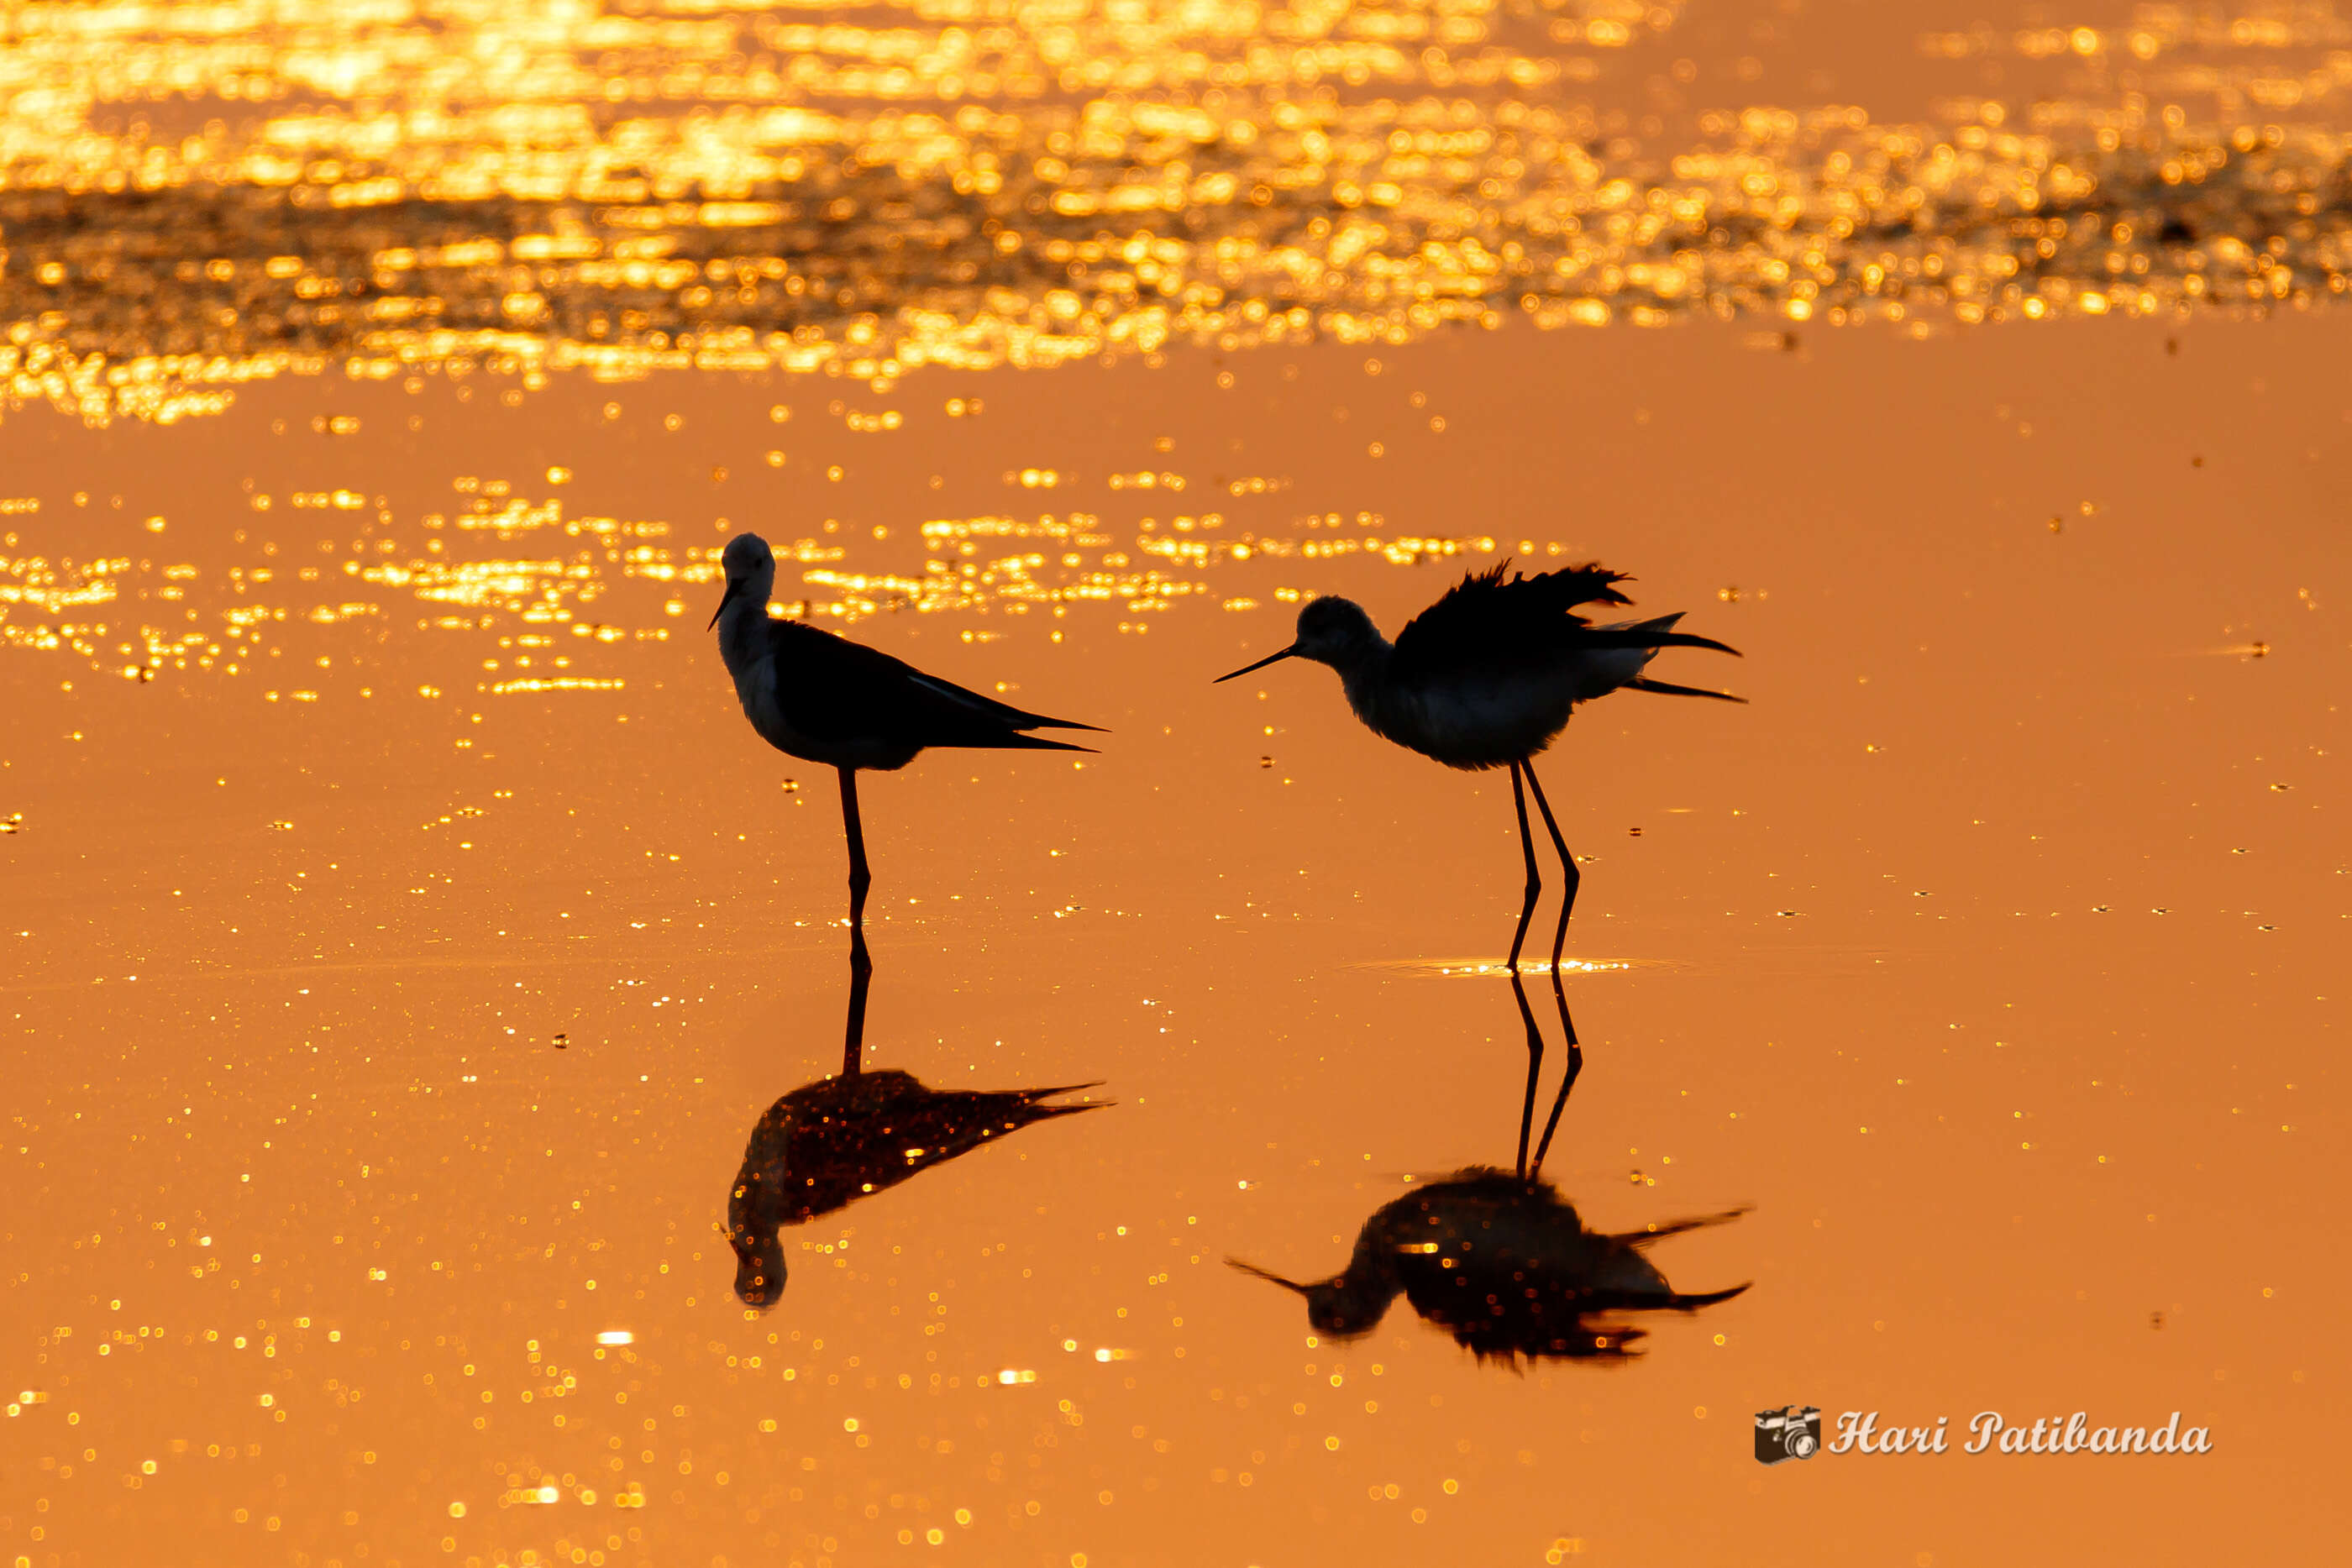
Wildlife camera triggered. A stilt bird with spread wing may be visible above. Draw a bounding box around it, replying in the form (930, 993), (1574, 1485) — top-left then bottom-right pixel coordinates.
(1215, 560), (1742, 969)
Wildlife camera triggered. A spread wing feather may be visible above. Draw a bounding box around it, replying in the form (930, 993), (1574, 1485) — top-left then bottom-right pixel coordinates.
(1390, 561), (1635, 686)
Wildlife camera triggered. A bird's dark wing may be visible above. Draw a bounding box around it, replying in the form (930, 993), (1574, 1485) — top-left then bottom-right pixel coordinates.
(899, 665), (1105, 732)
(766, 618), (1102, 749)
(1390, 561), (1635, 685)
(759, 1072), (1106, 1223)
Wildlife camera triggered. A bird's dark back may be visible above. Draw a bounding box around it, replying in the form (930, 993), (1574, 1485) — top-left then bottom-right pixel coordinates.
(764, 619), (1092, 750)
(735, 1070), (1103, 1225)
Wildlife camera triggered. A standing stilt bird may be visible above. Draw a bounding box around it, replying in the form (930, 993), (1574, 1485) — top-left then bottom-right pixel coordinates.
(1214, 561), (1741, 971)
(711, 532), (1104, 972)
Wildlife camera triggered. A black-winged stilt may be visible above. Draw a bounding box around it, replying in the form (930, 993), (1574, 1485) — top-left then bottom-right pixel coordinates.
(725, 962), (1106, 1309)
(1214, 560), (1741, 971)
(1226, 960), (1747, 1361)
(710, 532), (1104, 973)
(1229, 966), (1747, 1361)
(1227, 1172), (1750, 1361)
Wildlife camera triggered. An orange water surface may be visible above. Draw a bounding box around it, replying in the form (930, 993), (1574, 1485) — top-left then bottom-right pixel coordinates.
(4, 0), (2350, 1562)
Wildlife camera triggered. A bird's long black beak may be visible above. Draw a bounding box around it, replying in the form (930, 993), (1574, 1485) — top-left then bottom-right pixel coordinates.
(1214, 645), (1299, 684)
(707, 576), (744, 632)
(1226, 1257), (1314, 1294)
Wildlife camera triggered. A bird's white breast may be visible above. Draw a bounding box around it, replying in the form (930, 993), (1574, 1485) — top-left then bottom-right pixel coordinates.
(1351, 670), (1578, 769)
(730, 651), (804, 754)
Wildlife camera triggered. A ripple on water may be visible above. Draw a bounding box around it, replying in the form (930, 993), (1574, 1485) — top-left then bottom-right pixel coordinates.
(2, 2), (2349, 423)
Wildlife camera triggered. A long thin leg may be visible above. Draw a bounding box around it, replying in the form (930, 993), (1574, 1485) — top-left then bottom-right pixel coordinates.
(838, 766), (873, 978)
(1529, 985), (1582, 1180)
(1509, 969), (1544, 1180)
(1520, 759), (1583, 1178)
(840, 947), (872, 1079)
(1505, 761), (1542, 973)
(1520, 758), (1578, 976)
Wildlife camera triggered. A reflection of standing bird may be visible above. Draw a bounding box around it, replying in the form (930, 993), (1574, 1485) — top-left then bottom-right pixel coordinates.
(1230, 1168), (1747, 1361)
(727, 1070), (1105, 1309)
(709, 532), (1103, 973)
(1215, 562), (1740, 970)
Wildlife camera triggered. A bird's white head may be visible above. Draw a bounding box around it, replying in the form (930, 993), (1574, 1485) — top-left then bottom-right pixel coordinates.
(709, 532), (777, 630)
(1214, 595), (1383, 682)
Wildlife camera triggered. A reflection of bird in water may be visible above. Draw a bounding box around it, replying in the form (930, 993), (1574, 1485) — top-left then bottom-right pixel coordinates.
(1231, 970), (1745, 1361)
(728, 1072), (1105, 1309)
(1215, 561), (1740, 971)
(1231, 1170), (1748, 1362)
(709, 531), (1103, 975)
(725, 964), (1106, 1308)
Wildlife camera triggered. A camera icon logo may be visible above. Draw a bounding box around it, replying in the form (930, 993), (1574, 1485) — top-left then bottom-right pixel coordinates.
(1754, 1405), (1822, 1465)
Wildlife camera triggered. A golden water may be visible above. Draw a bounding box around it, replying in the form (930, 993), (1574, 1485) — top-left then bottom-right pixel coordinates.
(3, 2), (2348, 1564)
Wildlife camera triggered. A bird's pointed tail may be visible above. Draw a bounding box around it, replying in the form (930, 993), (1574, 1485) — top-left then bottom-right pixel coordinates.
(1580, 628), (1742, 657)
(1628, 676), (1747, 704)
(1621, 1204), (1754, 1247)
(1008, 1083), (1112, 1120)
(1016, 1080), (1108, 1102)
(984, 732), (1099, 753)
(1660, 1282), (1751, 1311)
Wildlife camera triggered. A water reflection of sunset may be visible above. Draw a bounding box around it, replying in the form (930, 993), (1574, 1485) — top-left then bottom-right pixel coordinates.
(3, 0), (2347, 1564)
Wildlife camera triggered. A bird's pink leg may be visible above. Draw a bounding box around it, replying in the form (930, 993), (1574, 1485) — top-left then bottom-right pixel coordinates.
(837, 765), (874, 980)
(1506, 761), (1543, 973)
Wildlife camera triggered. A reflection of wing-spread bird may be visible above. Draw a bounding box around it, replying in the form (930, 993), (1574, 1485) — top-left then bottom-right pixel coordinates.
(1231, 1167), (1747, 1362)
(727, 1070), (1105, 1309)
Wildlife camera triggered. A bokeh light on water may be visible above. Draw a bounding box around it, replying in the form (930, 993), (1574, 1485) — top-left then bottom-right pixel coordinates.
(6, 0), (2352, 424)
